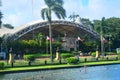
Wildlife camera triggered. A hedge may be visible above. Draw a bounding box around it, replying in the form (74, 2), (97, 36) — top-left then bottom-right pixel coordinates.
(91, 52), (96, 57)
(61, 53), (73, 59)
(0, 62), (4, 70)
(23, 55), (35, 62)
(118, 52), (120, 60)
(66, 58), (79, 64)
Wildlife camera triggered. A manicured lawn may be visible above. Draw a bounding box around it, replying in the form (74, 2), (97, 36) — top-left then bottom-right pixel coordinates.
(0, 60), (120, 73)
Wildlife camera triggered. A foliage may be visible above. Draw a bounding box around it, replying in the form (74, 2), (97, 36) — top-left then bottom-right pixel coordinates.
(66, 58), (79, 64)
(93, 17), (120, 50)
(81, 18), (93, 28)
(118, 52), (120, 60)
(72, 51), (79, 56)
(78, 41), (97, 53)
(106, 52), (117, 55)
(35, 33), (43, 46)
(7, 37), (62, 54)
(91, 52), (96, 57)
(3, 24), (14, 29)
(53, 41), (62, 47)
(24, 53), (50, 58)
(0, 62), (4, 70)
(23, 55), (35, 62)
(68, 12), (79, 22)
(41, 0), (66, 22)
(61, 53), (73, 59)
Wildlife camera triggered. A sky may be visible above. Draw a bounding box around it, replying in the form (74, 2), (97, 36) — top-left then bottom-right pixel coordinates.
(0, 0), (120, 27)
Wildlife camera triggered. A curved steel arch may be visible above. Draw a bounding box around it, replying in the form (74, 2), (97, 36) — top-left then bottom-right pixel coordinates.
(9, 20), (100, 40)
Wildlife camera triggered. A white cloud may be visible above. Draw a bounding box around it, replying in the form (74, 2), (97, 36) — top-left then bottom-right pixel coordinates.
(84, 0), (120, 20)
(3, 13), (25, 27)
(64, 0), (83, 17)
(1, 0), (120, 27)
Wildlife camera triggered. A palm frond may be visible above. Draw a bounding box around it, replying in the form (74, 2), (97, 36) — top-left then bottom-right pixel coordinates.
(3, 24), (14, 29)
(0, 11), (3, 19)
(41, 8), (48, 20)
(44, 0), (54, 7)
(68, 15), (73, 20)
(53, 0), (64, 6)
(46, 8), (51, 22)
(52, 5), (66, 19)
(41, 8), (52, 22)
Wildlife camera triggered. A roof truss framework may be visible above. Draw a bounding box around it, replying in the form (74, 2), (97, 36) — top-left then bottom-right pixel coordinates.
(8, 20), (100, 40)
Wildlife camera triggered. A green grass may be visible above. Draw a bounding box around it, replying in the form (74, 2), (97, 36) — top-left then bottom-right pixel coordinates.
(0, 60), (120, 73)
(24, 53), (50, 58)
(0, 55), (119, 73)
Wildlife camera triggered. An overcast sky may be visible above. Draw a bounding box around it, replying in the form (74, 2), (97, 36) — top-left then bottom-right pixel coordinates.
(1, 0), (120, 27)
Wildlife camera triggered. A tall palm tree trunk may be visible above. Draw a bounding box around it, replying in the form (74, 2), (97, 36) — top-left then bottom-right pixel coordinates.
(101, 35), (104, 56)
(49, 22), (53, 62)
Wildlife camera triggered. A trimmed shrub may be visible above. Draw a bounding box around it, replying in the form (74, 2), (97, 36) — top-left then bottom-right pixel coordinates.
(23, 55), (35, 62)
(106, 52), (117, 55)
(91, 52), (96, 57)
(61, 53), (73, 59)
(72, 51), (79, 56)
(0, 62), (4, 70)
(118, 52), (120, 60)
(66, 58), (79, 64)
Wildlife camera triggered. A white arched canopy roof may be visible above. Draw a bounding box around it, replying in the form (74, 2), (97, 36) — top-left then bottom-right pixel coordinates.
(6, 20), (100, 40)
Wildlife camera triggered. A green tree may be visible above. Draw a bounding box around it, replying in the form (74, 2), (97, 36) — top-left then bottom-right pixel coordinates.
(81, 18), (92, 27)
(93, 17), (120, 50)
(68, 12), (79, 22)
(41, 0), (66, 61)
(35, 33), (43, 46)
(93, 20), (101, 33)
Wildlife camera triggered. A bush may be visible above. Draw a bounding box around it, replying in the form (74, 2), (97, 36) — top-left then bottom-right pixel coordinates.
(106, 52), (117, 55)
(0, 62), (4, 70)
(72, 51), (79, 56)
(24, 55), (35, 62)
(66, 58), (79, 64)
(91, 52), (96, 57)
(118, 52), (120, 60)
(61, 53), (73, 59)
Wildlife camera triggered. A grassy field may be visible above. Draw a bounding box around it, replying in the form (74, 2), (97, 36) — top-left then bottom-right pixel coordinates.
(0, 60), (120, 73)
(0, 55), (119, 73)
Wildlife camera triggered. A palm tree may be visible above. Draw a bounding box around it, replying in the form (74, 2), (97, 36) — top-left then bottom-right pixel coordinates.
(41, 0), (66, 61)
(101, 17), (105, 56)
(69, 12), (79, 22)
